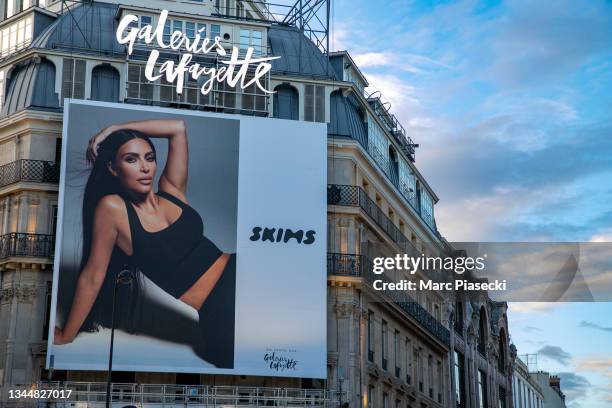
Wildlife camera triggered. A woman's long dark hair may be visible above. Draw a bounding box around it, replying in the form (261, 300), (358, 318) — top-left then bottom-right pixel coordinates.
(78, 129), (156, 332)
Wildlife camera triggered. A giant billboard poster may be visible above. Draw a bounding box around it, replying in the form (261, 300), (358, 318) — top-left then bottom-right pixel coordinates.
(47, 100), (327, 378)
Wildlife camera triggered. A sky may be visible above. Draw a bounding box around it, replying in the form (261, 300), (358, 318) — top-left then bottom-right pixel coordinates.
(327, 0), (612, 407)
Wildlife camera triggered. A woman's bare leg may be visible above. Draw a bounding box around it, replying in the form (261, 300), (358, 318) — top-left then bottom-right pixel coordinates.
(179, 253), (230, 310)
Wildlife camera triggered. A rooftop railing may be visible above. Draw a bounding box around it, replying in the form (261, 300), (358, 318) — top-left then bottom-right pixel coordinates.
(1, 382), (340, 407)
(328, 252), (450, 346)
(0, 159), (60, 189)
(366, 92), (418, 162)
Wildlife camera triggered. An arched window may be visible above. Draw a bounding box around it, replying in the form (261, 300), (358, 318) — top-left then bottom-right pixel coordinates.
(273, 83), (298, 120)
(32, 59), (59, 108)
(91, 64), (120, 102)
(388, 145), (399, 186)
(454, 301), (464, 333)
(498, 328), (507, 373)
(478, 306), (487, 355)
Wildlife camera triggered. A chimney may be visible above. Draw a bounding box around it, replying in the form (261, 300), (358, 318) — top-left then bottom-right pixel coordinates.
(549, 375), (561, 390)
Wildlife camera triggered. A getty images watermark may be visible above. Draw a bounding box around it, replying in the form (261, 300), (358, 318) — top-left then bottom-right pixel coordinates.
(371, 254), (508, 292)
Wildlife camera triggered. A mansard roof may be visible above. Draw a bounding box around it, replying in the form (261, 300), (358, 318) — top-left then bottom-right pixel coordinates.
(2, 3), (336, 117)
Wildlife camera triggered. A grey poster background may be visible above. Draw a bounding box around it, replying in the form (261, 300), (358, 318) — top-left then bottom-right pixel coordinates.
(60, 103), (239, 270)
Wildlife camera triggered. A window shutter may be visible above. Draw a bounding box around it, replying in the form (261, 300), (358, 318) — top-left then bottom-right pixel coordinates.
(127, 65), (140, 99)
(73, 59), (86, 99)
(61, 58), (74, 102)
(304, 84), (314, 121)
(315, 85), (325, 122)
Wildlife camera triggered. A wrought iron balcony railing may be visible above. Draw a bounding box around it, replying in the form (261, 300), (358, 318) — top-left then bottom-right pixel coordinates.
(328, 184), (420, 257)
(0, 233), (55, 260)
(327, 252), (450, 346)
(0, 160), (60, 189)
(327, 252), (365, 276)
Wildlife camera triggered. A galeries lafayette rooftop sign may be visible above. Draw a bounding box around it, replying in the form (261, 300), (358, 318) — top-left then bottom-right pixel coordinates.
(116, 10), (279, 96)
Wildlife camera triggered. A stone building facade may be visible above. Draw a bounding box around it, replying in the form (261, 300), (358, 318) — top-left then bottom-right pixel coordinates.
(0, 0), (516, 406)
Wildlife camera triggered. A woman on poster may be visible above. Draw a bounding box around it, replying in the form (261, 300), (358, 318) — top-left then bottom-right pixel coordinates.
(53, 119), (235, 368)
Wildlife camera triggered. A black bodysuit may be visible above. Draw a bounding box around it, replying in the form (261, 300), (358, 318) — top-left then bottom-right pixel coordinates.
(120, 190), (235, 368)
(122, 190), (222, 298)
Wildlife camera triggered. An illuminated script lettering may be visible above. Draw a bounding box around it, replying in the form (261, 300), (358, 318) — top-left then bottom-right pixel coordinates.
(116, 10), (280, 96)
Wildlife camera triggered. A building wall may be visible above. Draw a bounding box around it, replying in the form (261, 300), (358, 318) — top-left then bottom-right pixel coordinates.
(531, 373), (567, 408)
(0, 2), (521, 408)
(513, 358), (544, 408)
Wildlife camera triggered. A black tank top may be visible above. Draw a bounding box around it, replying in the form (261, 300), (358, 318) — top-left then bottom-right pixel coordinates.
(121, 190), (223, 298)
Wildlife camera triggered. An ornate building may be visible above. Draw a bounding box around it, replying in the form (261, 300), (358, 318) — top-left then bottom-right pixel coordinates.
(0, 0), (516, 406)
(450, 293), (514, 408)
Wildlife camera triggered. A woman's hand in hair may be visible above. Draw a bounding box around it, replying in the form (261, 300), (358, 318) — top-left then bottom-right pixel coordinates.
(53, 326), (74, 345)
(87, 125), (117, 164)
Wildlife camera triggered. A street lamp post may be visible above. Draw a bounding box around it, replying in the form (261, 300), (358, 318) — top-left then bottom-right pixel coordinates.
(106, 268), (134, 408)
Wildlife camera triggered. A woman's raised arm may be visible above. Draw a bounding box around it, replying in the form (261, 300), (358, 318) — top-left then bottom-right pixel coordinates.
(54, 196), (122, 345)
(88, 119), (188, 199)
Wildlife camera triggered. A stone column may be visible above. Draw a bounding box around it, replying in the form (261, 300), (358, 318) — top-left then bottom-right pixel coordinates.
(2, 197), (11, 234)
(2, 282), (19, 386)
(18, 194), (30, 232)
(26, 195), (40, 234)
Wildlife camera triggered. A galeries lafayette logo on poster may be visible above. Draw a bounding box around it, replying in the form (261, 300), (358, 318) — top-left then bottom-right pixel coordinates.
(116, 10), (280, 97)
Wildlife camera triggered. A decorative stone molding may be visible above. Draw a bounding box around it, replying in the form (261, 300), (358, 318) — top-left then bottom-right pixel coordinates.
(0, 284), (38, 302)
(27, 195), (41, 206)
(366, 362), (382, 379)
(334, 302), (358, 318)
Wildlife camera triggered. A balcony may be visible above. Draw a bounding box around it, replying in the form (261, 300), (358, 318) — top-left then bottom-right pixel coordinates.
(327, 252), (450, 346)
(0, 160), (60, 190)
(328, 184), (420, 257)
(0, 233), (55, 260)
(327, 252), (365, 276)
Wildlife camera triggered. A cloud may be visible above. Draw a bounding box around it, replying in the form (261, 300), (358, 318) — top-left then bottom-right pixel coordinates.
(576, 357), (612, 375)
(523, 326), (542, 333)
(333, 0), (612, 244)
(574, 356), (612, 404)
(557, 372), (591, 401)
(509, 302), (563, 314)
(353, 52), (450, 74)
(537, 345), (572, 366)
(590, 229), (612, 242)
(423, 123), (612, 241)
(362, 73), (419, 104)
(579, 321), (612, 333)
(484, 0), (612, 88)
